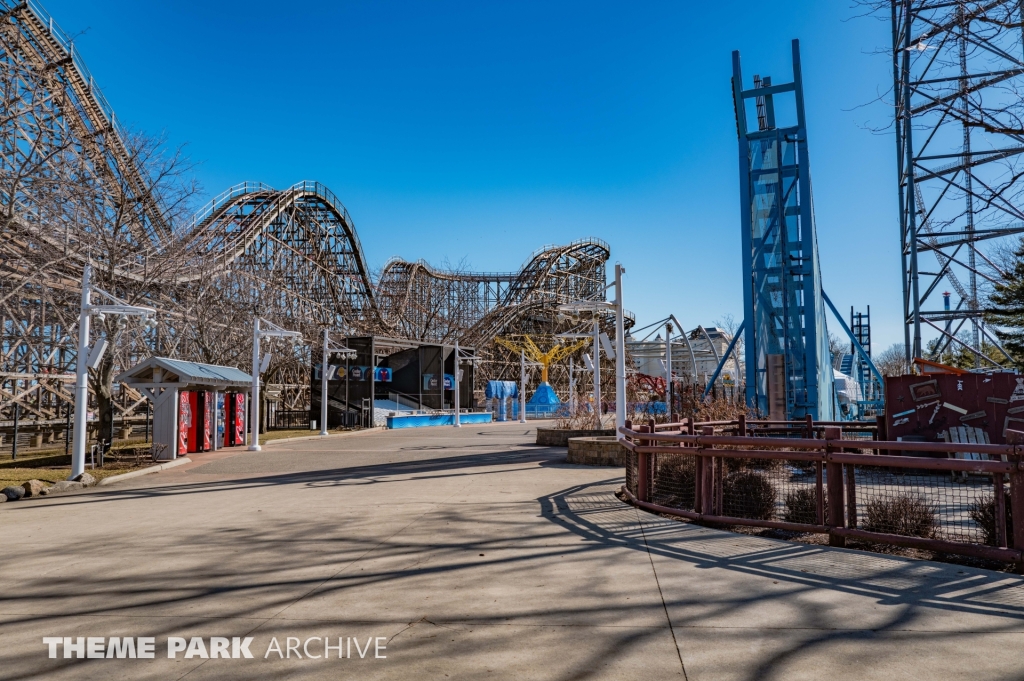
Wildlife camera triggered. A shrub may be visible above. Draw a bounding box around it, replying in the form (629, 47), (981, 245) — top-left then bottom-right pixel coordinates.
(861, 495), (937, 538)
(652, 454), (696, 509)
(722, 471), (777, 520)
(724, 456), (784, 474)
(969, 492), (1013, 547)
(783, 488), (826, 525)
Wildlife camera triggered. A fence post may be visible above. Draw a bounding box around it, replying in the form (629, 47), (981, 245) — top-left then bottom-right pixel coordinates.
(808, 415), (823, 525)
(647, 417), (655, 491)
(701, 425), (715, 516)
(637, 424), (650, 503)
(1011, 465), (1024, 570)
(624, 419), (634, 496)
(825, 425), (846, 546)
(691, 419), (702, 512)
(738, 413), (746, 437)
(876, 412), (887, 456)
(846, 461), (857, 530)
(1005, 433), (1024, 570)
(994, 472), (1007, 548)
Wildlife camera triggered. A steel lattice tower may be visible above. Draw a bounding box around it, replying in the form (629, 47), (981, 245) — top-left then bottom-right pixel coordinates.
(893, 0), (1024, 365)
(733, 40), (835, 421)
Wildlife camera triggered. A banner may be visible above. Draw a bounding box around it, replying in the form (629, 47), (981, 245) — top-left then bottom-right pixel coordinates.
(442, 373), (456, 390)
(234, 394), (245, 444)
(202, 392), (212, 451)
(348, 366), (370, 381)
(423, 374), (440, 390)
(178, 391), (191, 456)
(374, 367), (392, 382)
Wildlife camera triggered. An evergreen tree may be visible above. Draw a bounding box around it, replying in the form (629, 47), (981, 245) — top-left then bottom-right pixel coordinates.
(986, 238), (1024, 367)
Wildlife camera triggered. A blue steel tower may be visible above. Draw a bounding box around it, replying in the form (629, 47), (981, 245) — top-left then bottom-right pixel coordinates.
(732, 40), (834, 421)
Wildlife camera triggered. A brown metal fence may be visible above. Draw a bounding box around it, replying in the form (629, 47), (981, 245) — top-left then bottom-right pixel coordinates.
(620, 416), (1024, 564)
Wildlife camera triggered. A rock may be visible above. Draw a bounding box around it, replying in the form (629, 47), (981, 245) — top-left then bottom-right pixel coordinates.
(0, 492), (6, 502)
(22, 479), (49, 497)
(2, 485), (26, 501)
(73, 472), (97, 487)
(41, 480), (84, 495)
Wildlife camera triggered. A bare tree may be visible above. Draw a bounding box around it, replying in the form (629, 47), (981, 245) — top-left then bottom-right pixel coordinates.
(828, 332), (847, 370)
(875, 342), (912, 377)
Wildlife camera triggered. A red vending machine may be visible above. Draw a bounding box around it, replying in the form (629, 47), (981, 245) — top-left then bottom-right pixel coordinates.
(187, 391), (199, 453)
(201, 391), (212, 451)
(178, 391), (192, 456)
(224, 393), (245, 447)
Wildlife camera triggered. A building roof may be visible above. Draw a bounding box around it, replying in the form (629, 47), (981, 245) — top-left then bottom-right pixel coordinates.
(116, 357), (252, 390)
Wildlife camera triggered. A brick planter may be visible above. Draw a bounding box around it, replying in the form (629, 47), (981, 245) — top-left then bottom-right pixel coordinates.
(536, 428), (614, 447)
(567, 436), (627, 467)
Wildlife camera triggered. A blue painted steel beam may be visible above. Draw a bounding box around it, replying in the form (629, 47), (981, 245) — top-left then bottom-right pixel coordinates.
(733, 39), (834, 421)
(702, 319), (745, 399)
(821, 291), (884, 389)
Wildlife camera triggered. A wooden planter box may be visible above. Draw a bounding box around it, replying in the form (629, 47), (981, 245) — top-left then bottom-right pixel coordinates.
(536, 428), (614, 447)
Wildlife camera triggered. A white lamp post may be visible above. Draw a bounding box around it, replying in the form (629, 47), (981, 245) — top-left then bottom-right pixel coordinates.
(519, 349), (527, 424)
(568, 356), (576, 414)
(557, 263), (627, 432)
(250, 318), (302, 451)
(452, 340), (480, 428)
(592, 320), (602, 428)
(319, 328), (355, 437)
(557, 330), (599, 427)
(71, 264), (156, 479)
(665, 321), (673, 418)
(454, 339), (461, 428)
(613, 264), (626, 431)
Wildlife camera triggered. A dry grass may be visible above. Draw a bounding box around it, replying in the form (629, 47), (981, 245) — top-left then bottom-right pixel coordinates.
(0, 463), (151, 489)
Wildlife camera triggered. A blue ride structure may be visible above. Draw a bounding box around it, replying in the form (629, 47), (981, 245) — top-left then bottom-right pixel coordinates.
(731, 40), (834, 421)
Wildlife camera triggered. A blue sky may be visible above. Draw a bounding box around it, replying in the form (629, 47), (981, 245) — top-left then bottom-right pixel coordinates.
(46, 0), (905, 350)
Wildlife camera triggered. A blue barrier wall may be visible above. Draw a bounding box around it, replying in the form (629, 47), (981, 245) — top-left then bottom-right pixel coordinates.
(386, 412), (493, 429)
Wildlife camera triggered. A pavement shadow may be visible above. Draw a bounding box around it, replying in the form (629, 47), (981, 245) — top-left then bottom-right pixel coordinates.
(0, 445), (570, 511)
(544, 479), (1024, 681)
(0, 450), (672, 680)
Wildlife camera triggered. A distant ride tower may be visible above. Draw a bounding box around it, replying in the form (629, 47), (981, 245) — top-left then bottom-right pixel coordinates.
(732, 40), (834, 421)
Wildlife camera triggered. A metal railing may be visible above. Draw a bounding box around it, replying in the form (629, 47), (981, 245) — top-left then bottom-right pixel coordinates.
(267, 410), (311, 431)
(19, 0), (125, 140)
(620, 416), (1024, 564)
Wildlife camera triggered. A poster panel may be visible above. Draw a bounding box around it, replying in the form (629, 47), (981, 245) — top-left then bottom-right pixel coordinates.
(178, 391), (191, 456)
(203, 391), (212, 451)
(234, 393), (245, 445)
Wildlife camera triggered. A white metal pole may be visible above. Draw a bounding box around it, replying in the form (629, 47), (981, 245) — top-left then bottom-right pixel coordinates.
(593, 318), (601, 430)
(320, 327), (329, 436)
(453, 340), (461, 427)
(569, 356), (576, 415)
(666, 321), (673, 419)
(519, 349), (527, 423)
(249, 318), (262, 451)
(614, 264), (627, 431)
(70, 264), (92, 480)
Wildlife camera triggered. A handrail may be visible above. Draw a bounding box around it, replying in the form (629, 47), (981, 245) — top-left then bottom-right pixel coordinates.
(618, 425), (1020, 457)
(21, 0), (123, 139)
(619, 423), (1024, 564)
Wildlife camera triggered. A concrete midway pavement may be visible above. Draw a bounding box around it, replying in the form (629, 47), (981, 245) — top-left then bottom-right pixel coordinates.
(1, 421), (1024, 680)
